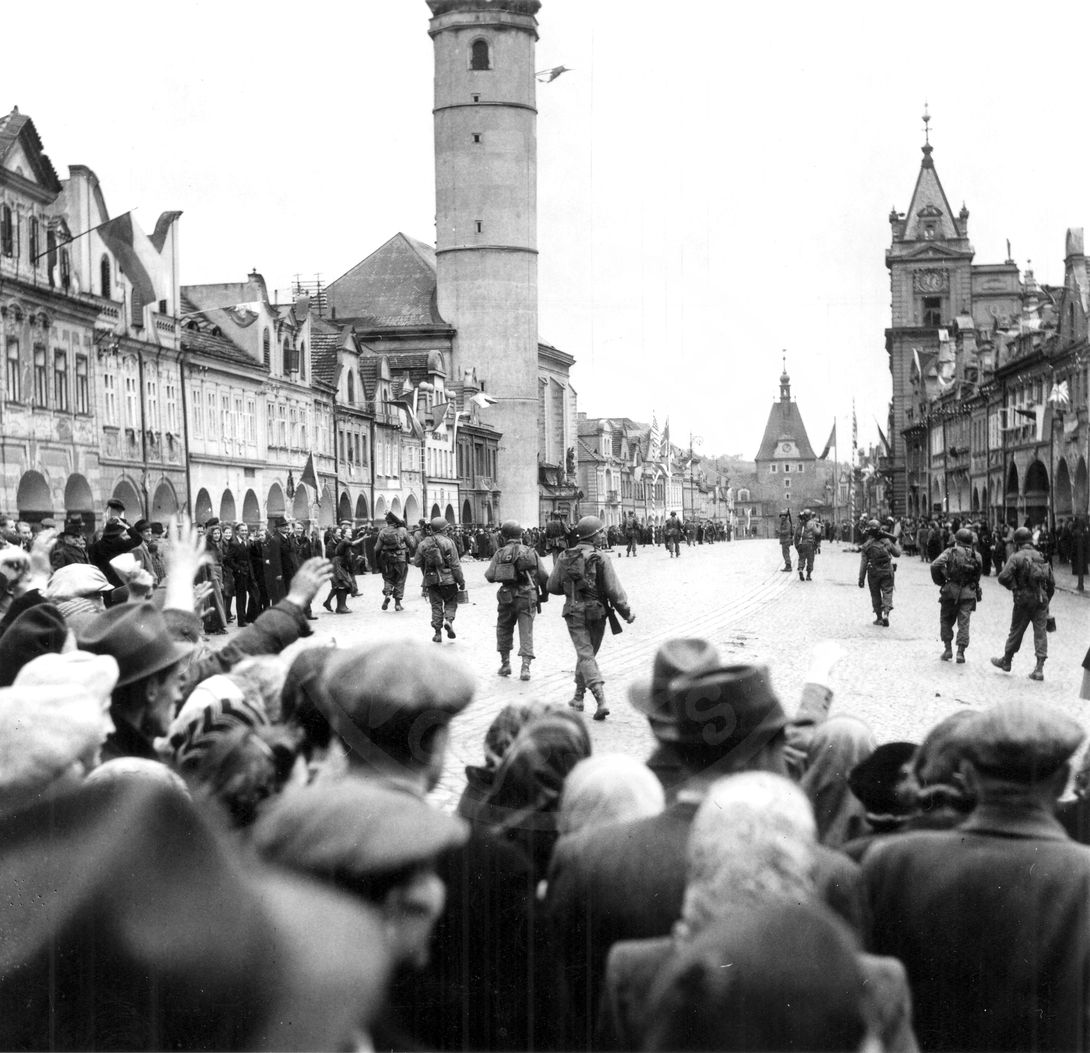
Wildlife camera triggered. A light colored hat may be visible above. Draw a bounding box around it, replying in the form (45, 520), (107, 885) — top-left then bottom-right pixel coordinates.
(166, 674), (269, 766)
(45, 564), (113, 600)
(14, 651), (120, 711)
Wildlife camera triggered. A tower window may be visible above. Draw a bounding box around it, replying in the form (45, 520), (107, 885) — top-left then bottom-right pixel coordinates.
(472, 93), (480, 103)
(470, 39), (491, 70)
(922, 296), (942, 327)
(474, 220), (483, 234)
(472, 133), (482, 143)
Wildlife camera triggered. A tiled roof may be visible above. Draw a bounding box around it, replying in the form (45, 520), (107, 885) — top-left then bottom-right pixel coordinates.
(578, 439), (606, 463)
(326, 233), (446, 328)
(309, 326), (344, 389)
(180, 326), (265, 370)
(0, 108), (61, 193)
(755, 399), (817, 461)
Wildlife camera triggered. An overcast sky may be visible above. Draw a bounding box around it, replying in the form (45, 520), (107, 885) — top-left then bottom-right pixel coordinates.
(12, 1), (1090, 458)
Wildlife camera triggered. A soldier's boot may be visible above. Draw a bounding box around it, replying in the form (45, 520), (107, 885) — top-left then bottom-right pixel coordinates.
(497, 652), (512, 677)
(873, 614), (884, 626)
(519, 657), (532, 682)
(591, 684), (610, 722)
(799, 570), (805, 581)
(990, 654), (1012, 672)
(444, 620), (456, 639)
(569, 685), (585, 712)
(881, 610), (890, 627)
(805, 571), (812, 580)
(956, 647), (966, 664)
(940, 645), (953, 662)
(382, 596), (390, 611)
(394, 600), (404, 612)
(1029, 657), (1046, 681)
(432, 628), (443, 644)
(782, 563), (792, 572)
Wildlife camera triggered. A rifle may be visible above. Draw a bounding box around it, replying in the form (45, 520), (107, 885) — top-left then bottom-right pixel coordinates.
(603, 597), (623, 636)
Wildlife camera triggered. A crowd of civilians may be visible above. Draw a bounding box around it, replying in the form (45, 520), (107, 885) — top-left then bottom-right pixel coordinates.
(1, 512), (1090, 1051)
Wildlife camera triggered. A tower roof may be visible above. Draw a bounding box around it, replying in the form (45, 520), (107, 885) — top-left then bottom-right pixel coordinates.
(755, 365), (816, 461)
(902, 112), (960, 242)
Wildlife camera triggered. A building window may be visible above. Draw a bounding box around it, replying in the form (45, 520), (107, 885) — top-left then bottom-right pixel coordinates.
(299, 341), (306, 380)
(0, 205), (12, 257)
(262, 329), (271, 367)
(784, 478), (791, 488)
(922, 296), (941, 328)
(28, 218), (39, 267)
(770, 464), (777, 473)
(145, 378), (159, 431)
(165, 380), (177, 432)
(346, 371), (355, 404)
(474, 220), (483, 234)
(46, 230), (56, 286)
(125, 367), (140, 428)
(278, 405), (287, 448)
(472, 93), (480, 103)
(33, 345), (48, 406)
(472, 132), (482, 143)
(103, 370), (118, 425)
(60, 250), (70, 292)
(5, 338), (20, 401)
(75, 354), (88, 414)
(470, 38), (490, 70)
(100, 256), (111, 299)
(797, 463), (804, 472)
(783, 463), (791, 473)
(245, 398), (255, 442)
(266, 399), (275, 447)
(206, 391), (216, 441)
(282, 339), (290, 374)
(53, 350), (68, 411)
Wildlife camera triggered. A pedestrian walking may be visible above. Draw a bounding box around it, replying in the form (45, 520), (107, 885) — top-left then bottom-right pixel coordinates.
(484, 519), (549, 681)
(778, 508), (794, 571)
(991, 526), (1055, 681)
(663, 512), (683, 558)
(374, 512), (414, 611)
(794, 507), (821, 581)
(413, 516), (465, 643)
(858, 519), (901, 627)
(546, 515), (634, 720)
(930, 527), (982, 663)
(624, 512), (640, 557)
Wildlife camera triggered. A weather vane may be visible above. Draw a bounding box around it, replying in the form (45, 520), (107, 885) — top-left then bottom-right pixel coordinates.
(922, 102), (931, 146)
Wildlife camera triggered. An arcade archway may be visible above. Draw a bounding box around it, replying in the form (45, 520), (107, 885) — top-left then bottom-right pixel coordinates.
(267, 483), (285, 518)
(220, 489), (237, 523)
(194, 488), (214, 524)
(64, 473), (94, 513)
(151, 480), (178, 521)
(16, 470), (53, 520)
(112, 478), (143, 520)
(242, 489), (261, 524)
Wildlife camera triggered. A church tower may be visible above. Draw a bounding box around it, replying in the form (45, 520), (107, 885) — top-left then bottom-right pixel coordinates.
(428, 0), (541, 525)
(885, 110), (974, 515)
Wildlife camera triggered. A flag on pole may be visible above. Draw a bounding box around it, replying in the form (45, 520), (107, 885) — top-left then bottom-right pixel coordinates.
(648, 413), (661, 460)
(388, 381), (424, 440)
(535, 65), (572, 83)
(97, 212), (157, 309)
(819, 421), (837, 460)
(874, 419), (890, 457)
(469, 391), (498, 410)
(662, 418), (672, 472)
(1048, 380), (1071, 409)
(851, 402), (858, 456)
(428, 400), (453, 432)
(300, 453), (318, 492)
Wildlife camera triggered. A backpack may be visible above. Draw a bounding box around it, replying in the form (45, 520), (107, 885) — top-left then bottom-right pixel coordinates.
(423, 538), (447, 573)
(558, 547), (599, 595)
(1024, 554), (1052, 603)
(493, 542), (521, 582)
(866, 539), (892, 571)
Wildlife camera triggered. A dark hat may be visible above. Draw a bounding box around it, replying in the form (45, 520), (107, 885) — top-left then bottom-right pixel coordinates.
(0, 781), (392, 1052)
(133, 518), (152, 533)
(105, 498), (125, 512)
(254, 776), (468, 882)
(150, 521), (165, 535)
(430, 516), (448, 532)
(629, 639), (721, 727)
(1014, 526), (1033, 545)
(270, 515), (289, 529)
(385, 511), (399, 525)
(101, 520), (127, 540)
(77, 602), (194, 686)
(848, 741), (918, 814)
(318, 641), (475, 762)
(0, 604), (69, 688)
(962, 700), (1083, 784)
(659, 663), (788, 757)
(62, 514), (84, 536)
(204, 517), (220, 529)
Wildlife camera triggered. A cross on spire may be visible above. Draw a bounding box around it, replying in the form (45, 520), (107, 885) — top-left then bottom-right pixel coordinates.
(922, 102), (931, 145)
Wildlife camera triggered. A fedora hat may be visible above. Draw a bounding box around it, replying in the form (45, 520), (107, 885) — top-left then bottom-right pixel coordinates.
(660, 662), (787, 753)
(77, 602), (194, 687)
(629, 639), (721, 725)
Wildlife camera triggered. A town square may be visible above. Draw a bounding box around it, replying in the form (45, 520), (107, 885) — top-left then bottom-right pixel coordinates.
(2, 1), (1090, 1050)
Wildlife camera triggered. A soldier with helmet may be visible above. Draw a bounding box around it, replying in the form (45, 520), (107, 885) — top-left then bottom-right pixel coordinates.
(858, 518), (901, 626)
(547, 515), (635, 720)
(793, 507), (822, 581)
(930, 527), (983, 663)
(412, 517), (466, 643)
(374, 512), (415, 612)
(485, 519), (549, 681)
(777, 508), (793, 571)
(992, 525), (1055, 681)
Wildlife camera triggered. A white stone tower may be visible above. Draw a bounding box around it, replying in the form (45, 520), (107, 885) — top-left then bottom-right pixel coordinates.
(428, 0), (541, 525)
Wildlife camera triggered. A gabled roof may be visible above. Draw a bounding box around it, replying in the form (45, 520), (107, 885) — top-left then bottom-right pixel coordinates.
(903, 144), (960, 242)
(755, 398), (817, 461)
(326, 233), (446, 328)
(0, 107), (61, 194)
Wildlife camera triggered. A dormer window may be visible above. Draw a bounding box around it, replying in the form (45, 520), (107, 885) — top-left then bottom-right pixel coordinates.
(470, 38), (491, 70)
(923, 224), (936, 240)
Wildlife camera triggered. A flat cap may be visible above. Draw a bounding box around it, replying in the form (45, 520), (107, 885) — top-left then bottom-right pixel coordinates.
(963, 700), (1084, 783)
(254, 777), (468, 879)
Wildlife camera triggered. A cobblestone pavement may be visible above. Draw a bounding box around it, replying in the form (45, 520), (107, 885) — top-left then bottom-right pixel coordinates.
(267, 540), (1089, 811)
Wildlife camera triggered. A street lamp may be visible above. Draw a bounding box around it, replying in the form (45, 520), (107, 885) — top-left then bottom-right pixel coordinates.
(687, 433), (702, 519)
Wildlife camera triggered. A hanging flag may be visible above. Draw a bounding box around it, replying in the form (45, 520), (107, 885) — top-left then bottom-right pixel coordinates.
(874, 419), (890, 456)
(1048, 380), (1071, 409)
(387, 381), (424, 440)
(937, 328), (950, 343)
(300, 453), (318, 492)
(662, 417), (672, 472)
(819, 421), (837, 460)
(535, 65), (572, 83)
(851, 401), (858, 454)
(96, 212), (157, 310)
(469, 391), (498, 410)
(912, 348), (922, 379)
(648, 412), (661, 460)
(428, 400), (453, 431)
(1035, 404), (1047, 442)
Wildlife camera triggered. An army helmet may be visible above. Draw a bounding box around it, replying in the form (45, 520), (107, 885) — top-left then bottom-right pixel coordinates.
(500, 519), (522, 539)
(955, 528), (974, 544)
(574, 515), (605, 541)
(800, 507), (812, 519)
(866, 518), (882, 533)
(1013, 526), (1033, 545)
(429, 516), (448, 533)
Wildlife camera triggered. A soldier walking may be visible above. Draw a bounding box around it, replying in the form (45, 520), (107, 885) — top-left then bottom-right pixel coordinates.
(624, 513), (640, 557)
(547, 515), (635, 721)
(991, 526), (1055, 681)
(484, 520), (549, 681)
(930, 527), (982, 663)
(544, 512), (569, 566)
(858, 518), (901, 626)
(793, 508), (821, 581)
(777, 508), (793, 571)
(414, 517), (466, 643)
(374, 512), (414, 611)
(663, 511), (682, 558)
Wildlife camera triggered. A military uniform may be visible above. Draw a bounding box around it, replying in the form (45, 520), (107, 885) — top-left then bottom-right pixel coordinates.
(663, 514), (682, 558)
(485, 522), (549, 680)
(992, 531), (1055, 680)
(858, 522), (901, 626)
(793, 510), (821, 581)
(624, 515), (640, 557)
(375, 516), (414, 610)
(930, 531), (983, 661)
(544, 515), (569, 566)
(547, 516), (634, 720)
(777, 511), (793, 571)
(414, 518), (466, 642)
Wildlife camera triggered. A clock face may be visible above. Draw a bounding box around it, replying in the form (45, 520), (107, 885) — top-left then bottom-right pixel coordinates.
(918, 270), (944, 292)
(781, 442), (793, 453)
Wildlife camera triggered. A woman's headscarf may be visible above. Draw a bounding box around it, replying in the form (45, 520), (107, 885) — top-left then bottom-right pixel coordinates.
(799, 716), (876, 847)
(557, 753), (664, 838)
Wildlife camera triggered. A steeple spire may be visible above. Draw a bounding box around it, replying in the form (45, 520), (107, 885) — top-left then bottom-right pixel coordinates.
(921, 102), (933, 168)
(779, 352), (791, 402)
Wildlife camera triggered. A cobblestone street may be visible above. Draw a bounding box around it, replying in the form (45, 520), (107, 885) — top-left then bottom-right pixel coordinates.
(289, 539), (1090, 809)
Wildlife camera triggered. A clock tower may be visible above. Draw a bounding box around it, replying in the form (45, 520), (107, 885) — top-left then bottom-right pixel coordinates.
(885, 110), (974, 515)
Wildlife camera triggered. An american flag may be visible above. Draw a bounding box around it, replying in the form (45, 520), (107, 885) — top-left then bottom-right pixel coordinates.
(648, 413), (662, 460)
